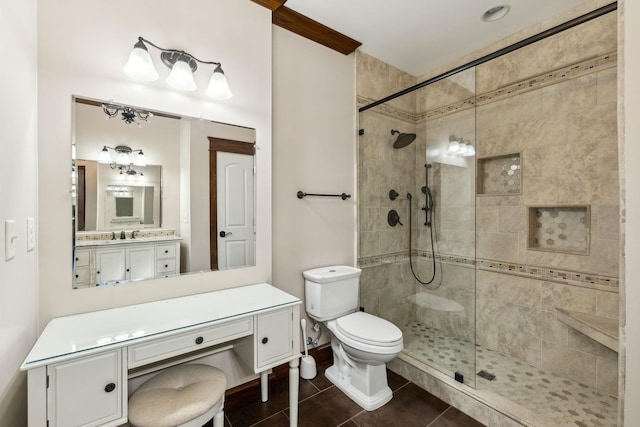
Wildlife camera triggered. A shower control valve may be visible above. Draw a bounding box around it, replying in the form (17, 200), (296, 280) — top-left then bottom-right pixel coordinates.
(387, 210), (403, 227)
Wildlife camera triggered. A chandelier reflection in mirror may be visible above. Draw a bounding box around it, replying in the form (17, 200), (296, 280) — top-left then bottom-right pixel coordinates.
(102, 102), (153, 127)
(122, 36), (233, 100)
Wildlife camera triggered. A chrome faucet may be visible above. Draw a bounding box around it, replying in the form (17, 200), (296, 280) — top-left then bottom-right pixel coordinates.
(120, 231), (126, 240)
(131, 230), (140, 239)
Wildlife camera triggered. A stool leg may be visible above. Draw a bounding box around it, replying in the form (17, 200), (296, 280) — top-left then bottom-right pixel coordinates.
(213, 409), (224, 427)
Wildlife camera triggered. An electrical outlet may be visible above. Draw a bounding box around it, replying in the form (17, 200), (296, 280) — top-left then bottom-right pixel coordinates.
(27, 218), (36, 251)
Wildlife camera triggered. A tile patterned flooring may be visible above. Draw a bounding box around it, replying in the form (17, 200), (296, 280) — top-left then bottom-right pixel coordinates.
(222, 358), (485, 427)
(403, 323), (618, 427)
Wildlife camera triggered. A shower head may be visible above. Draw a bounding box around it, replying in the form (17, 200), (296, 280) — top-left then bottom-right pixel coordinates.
(391, 129), (417, 149)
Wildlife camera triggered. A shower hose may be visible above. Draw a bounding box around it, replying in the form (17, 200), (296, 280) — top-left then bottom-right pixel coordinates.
(407, 192), (437, 285)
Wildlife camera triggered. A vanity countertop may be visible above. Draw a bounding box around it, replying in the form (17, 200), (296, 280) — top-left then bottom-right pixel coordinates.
(75, 235), (182, 247)
(21, 283), (302, 369)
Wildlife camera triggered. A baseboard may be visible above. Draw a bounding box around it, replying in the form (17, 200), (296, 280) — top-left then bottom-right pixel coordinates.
(225, 344), (332, 412)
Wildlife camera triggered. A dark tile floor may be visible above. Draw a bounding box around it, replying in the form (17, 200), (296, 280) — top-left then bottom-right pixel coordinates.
(222, 359), (486, 427)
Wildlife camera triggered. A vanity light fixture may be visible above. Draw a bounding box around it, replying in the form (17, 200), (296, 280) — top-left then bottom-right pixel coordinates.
(122, 36), (233, 100)
(99, 145), (147, 171)
(102, 102), (153, 127)
(447, 136), (476, 157)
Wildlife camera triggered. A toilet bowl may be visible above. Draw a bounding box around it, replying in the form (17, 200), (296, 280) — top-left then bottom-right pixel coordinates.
(303, 266), (403, 411)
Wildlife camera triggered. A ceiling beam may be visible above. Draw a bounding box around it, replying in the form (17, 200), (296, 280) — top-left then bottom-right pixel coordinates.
(250, 0), (287, 11)
(272, 6), (361, 55)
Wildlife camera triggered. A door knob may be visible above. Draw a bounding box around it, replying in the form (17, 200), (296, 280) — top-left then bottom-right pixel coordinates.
(219, 231), (233, 238)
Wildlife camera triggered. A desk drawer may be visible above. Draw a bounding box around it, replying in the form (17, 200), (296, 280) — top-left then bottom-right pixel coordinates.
(128, 317), (253, 368)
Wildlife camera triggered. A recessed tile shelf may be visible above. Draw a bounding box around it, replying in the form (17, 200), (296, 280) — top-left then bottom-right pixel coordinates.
(527, 205), (590, 255)
(556, 308), (618, 352)
(476, 153), (521, 195)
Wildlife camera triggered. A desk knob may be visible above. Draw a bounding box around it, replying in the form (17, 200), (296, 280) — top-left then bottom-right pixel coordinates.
(195, 336), (204, 345)
(104, 383), (116, 393)
(262, 337), (269, 344)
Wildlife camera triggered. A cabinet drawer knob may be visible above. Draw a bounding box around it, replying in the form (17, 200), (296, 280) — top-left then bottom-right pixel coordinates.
(75, 257), (79, 261)
(165, 250), (169, 254)
(262, 337), (269, 344)
(195, 336), (204, 345)
(96, 271), (100, 274)
(75, 274), (79, 278)
(104, 383), (116, 393)
(126, 268), (130, 272)
(165, 264), (169, 268)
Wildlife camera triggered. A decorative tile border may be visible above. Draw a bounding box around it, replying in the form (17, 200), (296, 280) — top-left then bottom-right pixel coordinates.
(358, 252), (618, 292)
(415, 51), (616, 123)
(475, 51), (616, 107)
(359, 51), (616, 125)
(358, 95), (417, 123)
(476, 258), (618, 292)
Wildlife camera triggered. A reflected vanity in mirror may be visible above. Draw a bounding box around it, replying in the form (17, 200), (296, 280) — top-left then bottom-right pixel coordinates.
(72, 96), (256, 289)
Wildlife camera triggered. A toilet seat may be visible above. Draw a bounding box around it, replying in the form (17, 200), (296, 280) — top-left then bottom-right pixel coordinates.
(328, 312), (403, 354)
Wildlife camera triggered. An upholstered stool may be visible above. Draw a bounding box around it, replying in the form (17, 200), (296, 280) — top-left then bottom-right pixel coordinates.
(129, 364), (226, 427)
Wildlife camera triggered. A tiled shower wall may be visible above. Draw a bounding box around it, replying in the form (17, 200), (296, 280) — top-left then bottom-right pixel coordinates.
(472, 12), (618, 396)
(357, 11), (619, 397)
(357, 52), (418, 329)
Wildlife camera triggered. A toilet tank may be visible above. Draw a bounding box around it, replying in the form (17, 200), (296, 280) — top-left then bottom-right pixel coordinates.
(303, 266), (361, 322)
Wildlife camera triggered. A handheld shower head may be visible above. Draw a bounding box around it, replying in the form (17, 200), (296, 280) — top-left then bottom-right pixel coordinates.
(391, 129), (417, 149)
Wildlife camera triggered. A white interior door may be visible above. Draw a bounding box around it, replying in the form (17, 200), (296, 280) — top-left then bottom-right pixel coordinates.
(217, 152), (255, 269)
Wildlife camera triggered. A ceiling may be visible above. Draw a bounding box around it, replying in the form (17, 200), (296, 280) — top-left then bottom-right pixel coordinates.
(284, 0), (595, 76)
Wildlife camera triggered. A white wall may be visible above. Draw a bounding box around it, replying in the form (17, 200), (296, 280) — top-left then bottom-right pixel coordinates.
(272, 27), (357, 346)
(37, 0), (273, 324)
(0, 0), (38, 424)
(622, 0), (640, 424)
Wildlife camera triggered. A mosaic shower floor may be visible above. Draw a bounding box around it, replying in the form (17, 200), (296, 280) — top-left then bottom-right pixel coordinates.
(403, 322), (618, 427)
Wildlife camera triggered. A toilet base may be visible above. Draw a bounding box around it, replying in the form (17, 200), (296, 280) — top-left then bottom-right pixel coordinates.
(325, 364), (393, 411)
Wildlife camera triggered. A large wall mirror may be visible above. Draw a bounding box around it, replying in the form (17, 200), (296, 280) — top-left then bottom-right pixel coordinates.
(71, 96), (256, 289)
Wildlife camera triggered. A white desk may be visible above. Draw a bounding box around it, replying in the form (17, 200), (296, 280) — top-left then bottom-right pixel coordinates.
(21, 283), (302, 427)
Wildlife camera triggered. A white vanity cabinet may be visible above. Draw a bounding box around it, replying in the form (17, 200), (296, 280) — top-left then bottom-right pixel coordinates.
(22, 283), (302, 427)
(73, 239), (180, 287)
(95, 247), (126, 284)
(126, 245), (156, 280)
(47, 349), (126, 427)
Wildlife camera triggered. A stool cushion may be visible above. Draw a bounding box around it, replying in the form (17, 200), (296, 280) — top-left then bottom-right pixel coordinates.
(129, 364), (226, 427)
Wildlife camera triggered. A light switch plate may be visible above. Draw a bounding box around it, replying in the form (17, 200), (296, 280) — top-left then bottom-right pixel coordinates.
(27, 217), (36, 252)
(5, 220), (17, 261)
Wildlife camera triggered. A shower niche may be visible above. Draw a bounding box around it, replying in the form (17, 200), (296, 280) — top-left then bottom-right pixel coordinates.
(527, 205), (590, 255)
(476, 153), (521, 195)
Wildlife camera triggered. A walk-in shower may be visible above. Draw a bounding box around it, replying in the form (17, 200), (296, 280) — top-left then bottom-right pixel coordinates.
(357, 4), (619, 426)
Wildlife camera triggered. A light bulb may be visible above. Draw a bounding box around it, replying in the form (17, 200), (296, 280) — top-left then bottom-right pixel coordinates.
(116, 152), (130, 166)
(122, 41), (159, 82)
(166, 59), (197, 91)
(98, 147), (112, 164)
(133, 151), (146, 166)
(448, 140), (461, 154)
(205, 65), (233, 100)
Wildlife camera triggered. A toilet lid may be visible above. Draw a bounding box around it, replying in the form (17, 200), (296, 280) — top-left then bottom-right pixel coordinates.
(335, 312), (402, 347)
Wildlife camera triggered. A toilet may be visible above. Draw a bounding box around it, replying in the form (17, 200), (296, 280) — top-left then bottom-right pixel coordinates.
(303, 265), (403, 410)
